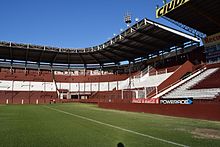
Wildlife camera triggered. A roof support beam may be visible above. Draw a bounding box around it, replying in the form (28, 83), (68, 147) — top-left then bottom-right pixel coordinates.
(107, 46), (133, 61)
(88, 53), (102, 65)
(25, 48), (29, 61)
(67, 51), (70, 70)
(24, 48), (30, 69)
(114, 42), (146, 55)
(25, 48), (30, 65)
(52, 52), (59, 63)
(9, 46), (13, 69)
(137, 30), (168, 45)
(38, 50), (45, 62)
(98, 51), (119, 64)
(125, 37), (163, 49)
(9, 47), (13, 60)
(114, 46), (144, 57)
(105, 49), (126, 59)
(78, 53), (87, 68)
(115, 42), (135, 50)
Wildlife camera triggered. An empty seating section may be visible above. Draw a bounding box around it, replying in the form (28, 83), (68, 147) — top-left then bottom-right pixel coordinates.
(56, 82), (112, 92)
(0, 69), (53, 82)
(192, 69), (220, 89)
(162, 68), (220, 100)
(149, 65), (180, 76)
(0, 91), (57, 104)
(89, 68), (175, 101)
(117, 65), (175, 90)
(131, 72), (173, 89)
(54, 73), (129, 83)
(0, 80), (56, 91)
(0, 65), (178, 104)
(0, 68), (129, 83)
(0, 68), (129, 104)
(3, 63), (219, 104)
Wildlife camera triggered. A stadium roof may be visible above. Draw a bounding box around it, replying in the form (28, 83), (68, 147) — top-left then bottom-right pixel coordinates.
(157, 0), (220, 36)
(0, 18), (199, 67)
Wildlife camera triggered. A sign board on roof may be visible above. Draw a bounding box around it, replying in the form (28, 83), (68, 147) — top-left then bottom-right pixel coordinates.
(156, 0), (190, 18)
(203, 32), (220, 63)
(203, 32), (220, 47)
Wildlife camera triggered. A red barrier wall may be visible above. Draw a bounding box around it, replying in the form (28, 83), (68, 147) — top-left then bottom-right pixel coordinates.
(158, 61), (193, 92)
(99, 103), (220, 121)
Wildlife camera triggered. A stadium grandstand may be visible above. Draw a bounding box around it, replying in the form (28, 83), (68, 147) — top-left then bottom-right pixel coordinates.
(0, 0), (219, 121)
(0, 1), (220, 147)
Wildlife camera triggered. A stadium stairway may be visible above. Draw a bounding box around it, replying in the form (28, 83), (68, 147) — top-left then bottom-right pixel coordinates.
(149, 61), (194, 98)
(160, 68), (220, 100)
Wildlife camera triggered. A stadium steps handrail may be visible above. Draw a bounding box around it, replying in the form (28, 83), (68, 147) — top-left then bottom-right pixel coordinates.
(150, 64), (207, 98)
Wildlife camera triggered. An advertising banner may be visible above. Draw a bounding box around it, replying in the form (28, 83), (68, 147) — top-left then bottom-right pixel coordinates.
(203, 32), (220, 47)
(156, 0), (190, 18)
(203, 32), (220, 63)
(132, 98), (159, 104)
(160, 98), (193, 105)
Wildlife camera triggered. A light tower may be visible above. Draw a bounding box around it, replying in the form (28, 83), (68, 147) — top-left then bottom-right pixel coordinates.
(124, 12), (132, 27)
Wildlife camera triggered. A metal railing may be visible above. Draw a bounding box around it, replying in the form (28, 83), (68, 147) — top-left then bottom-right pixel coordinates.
(148, 64), (207, 98)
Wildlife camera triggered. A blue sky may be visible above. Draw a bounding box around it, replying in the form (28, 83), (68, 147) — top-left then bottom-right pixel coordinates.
(0, 0), (172, 48)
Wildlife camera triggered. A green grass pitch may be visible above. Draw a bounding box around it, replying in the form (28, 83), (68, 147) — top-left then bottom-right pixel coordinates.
(0, 103), (220, 147)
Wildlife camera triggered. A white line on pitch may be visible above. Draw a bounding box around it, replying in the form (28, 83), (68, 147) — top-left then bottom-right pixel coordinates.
(44, 106), (189, 147)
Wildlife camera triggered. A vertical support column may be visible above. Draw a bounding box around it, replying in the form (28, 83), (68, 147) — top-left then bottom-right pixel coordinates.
(90, 82), (92, 92)
(37, 63), (40, 75)
(50, 63), (53, 73)
(121, 89), (123, 100)
(100, 65), (103, 76)
(11, 80), (14, 104)
(69, 71), (72, 100)
(144, 87), (147, 98)
(78, 82), (80, 100)
(100, 64), (103, 92)
(29, 81), (31, 104)
(162, 49), (165, 66)
(25, 61), (27, 74)
(128, 61), (131, 89)
(24, 64), (27, 75)
(69, 85), (71, 100)
(44, 81), (46, 103)
(156, 86), (158, 95)
(10, 60), (13, 74)
(68, 64), (70, 74)
(84, 64), (87, 76)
